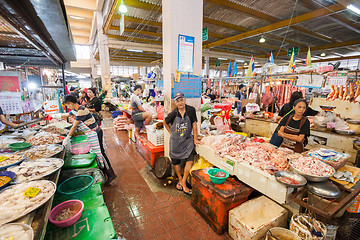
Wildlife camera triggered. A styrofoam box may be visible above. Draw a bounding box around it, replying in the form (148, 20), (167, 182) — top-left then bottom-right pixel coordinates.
(229, 196), (288, 240)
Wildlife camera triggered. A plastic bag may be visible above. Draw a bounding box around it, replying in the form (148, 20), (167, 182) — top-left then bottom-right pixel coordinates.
(190, 156), (213, 174)
(290, 214), (326, 240)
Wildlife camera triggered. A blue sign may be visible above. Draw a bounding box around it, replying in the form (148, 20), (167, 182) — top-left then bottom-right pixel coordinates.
(172, 74), (202, 99)
(178, 34), (195, 73)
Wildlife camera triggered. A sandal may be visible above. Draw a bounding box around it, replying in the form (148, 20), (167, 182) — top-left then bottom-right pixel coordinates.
(176, 182), (183, 191)
(183, 189), (192, 196)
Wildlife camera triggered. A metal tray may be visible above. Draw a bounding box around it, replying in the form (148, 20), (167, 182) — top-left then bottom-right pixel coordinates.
(306, 180), (341, 199)
(290, 160), (335, 182)
(0, 223), (34, 240)
(274, 171), (307, 188)
(0, 153), (26, 170)
(0, 180), (56, 226)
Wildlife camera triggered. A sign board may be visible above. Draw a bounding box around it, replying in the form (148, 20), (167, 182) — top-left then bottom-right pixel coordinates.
(296, 74), (324, 88)
(202, 27), (208, 42)
(171, 74), (202, 98)
(327, 71), (347, 86)
(288, 47), (299, 57)
(178, 34), (194, 73)
(216, 61), (221, 67)
(0, 91), (22, 114)
(0, 71), (21, 92)
(119, 14), (125, 35)
(44, 100), (60, 114)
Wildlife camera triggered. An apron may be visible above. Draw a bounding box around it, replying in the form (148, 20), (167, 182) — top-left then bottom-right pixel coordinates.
(77, 121), (105, 168)
(280, 115), (306, 153)
(169, 114), (194, 160)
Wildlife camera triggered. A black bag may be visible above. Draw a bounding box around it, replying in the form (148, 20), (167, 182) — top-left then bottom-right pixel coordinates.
(92, 112), (102, 125)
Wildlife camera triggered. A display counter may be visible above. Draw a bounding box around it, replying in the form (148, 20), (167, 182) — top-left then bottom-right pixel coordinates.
(244, 118), (358, 163)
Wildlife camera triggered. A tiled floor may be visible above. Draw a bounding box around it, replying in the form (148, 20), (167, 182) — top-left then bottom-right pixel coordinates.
(101, 127), (231, 240)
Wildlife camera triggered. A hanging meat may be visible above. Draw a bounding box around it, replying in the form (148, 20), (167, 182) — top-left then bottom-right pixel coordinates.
(353, 84), (360, 103)
(346, 83), (355, 101)
(338, 85), (344, 100)
(332, 85), (339, 100)
(343, 84), (349, 100)
(326, 85), (335, 100)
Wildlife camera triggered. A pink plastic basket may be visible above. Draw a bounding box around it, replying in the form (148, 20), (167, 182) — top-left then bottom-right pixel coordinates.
(70, 142), (90, 155)
(49, 200), (84, 227)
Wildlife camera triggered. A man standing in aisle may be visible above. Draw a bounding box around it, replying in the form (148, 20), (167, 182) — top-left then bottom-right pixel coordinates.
(235, 84), (246, 115)
(164, 93), (199, 195)
(131, 85), (152, 134)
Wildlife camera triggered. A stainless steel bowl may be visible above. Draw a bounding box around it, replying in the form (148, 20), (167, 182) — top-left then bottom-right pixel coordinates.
(289, 160), (335, 182)
(274, 171), (307, 188)
(335, 129), (356, 135)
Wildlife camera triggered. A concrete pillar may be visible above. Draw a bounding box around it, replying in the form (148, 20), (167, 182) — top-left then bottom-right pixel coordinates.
(90, 44), (98, 86)
(96, 10), (111, 96)
(162, 0), (203, 157)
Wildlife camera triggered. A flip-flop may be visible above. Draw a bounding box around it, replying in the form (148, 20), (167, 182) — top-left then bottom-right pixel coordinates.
(176, 182), (183, 191)
(183, 189), (192, 196)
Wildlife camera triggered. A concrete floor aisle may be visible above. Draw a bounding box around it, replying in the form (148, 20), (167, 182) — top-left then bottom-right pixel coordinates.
(101, 128), (231, 240)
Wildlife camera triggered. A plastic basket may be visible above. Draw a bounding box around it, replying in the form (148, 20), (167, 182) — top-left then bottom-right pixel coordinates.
(111, 111), (123, 118)
(70, 135), (87, 144)
(57, 175), (94, 195)
(145, 125), (164, 146)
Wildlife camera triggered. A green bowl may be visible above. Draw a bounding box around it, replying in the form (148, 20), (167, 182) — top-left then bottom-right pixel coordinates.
(57, 175), (94, 195)
(9, 142), (31, 152)
(70, 135), (87, 144)
(207, 168), (229, 184)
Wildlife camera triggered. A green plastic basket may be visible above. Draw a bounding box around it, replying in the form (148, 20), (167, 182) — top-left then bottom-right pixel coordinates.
(57, 175), (94, 195)
(207, 168), (229, 184)
(9, 142), (31, 152)
(70, 135), (87, 144)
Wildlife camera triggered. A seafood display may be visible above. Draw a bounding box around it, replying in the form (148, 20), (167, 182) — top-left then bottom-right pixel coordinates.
(0, 137), (24, 149)
(0, 223), (33, 240)
(8, 158), (64, 183)
(327, 83), (360, 103)
(291, 156), (334, 177)
(55, 208), (77, 221)
(277, 177), (300, 185)
(0, 153), (25, 169)
(200, 135), (292, 175)
(26, 132), (62, 146)
(18, 144), (63, 160)
(0, 180), (56, 225)
(41, 125), (69, 135)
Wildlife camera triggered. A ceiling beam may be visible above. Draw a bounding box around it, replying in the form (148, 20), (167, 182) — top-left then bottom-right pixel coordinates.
(108, 39), (162, 52)
(65, 6), (94, 19)
(255, 39), (360, 58)
(73, 36), (90, 45)
(300, 0), (360, 34)
(108, 34), (162, 44)
(104, 0), (121, 34)
(71, 28), (91, 37)
(203, 3), (344, 49)
(311, 55), (360, 63)
(64, 0), (97, 11)
(68, 19), (92, 29)
(109, 26), (162, 37)
(125, 0), (161, 12)
(115, 15), (162, 27)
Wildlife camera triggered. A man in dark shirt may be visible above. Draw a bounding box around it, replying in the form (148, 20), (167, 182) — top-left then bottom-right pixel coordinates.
(164, 93), (198, 195)
(235, 84), (246, 114)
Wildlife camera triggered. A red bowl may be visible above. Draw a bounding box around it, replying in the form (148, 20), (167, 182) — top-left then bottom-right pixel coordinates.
(49, 200), (84, 227)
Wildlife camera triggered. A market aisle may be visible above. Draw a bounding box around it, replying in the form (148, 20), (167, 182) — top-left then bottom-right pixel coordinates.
(102, 128), (231, 240)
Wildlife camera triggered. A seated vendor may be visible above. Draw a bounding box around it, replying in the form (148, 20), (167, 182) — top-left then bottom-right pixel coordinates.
(277, 99), (310, 153)
(131, 85), (152, 134)
(202, 88), (215, 102)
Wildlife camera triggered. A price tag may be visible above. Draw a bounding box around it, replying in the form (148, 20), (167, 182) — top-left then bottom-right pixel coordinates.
(0, 156), (9, 162)
(222, 159), (234, 171)
(23, 187), (40, 197)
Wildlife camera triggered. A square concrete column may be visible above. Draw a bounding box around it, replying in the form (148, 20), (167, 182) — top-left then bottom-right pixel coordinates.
(96, 10), (111, 95)
(162, 0), (203, 157)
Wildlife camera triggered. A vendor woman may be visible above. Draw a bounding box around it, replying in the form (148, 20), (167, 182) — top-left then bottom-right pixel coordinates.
(277, 99), (310, 153)
(53, 95), (117, 185)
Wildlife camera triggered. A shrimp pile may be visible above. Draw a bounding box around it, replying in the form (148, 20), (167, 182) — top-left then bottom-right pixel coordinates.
(291, 156), (334, 176)
(200, 135), (292, 175)
(26, 132), (61, 146)
(0, 153), (24, 168)
(0, 223), (33, 240)
(18, 144), (63, 160)
(40, 125), (68, 135)
(8, 158), (63, 183)
(0, 180), (55, 225)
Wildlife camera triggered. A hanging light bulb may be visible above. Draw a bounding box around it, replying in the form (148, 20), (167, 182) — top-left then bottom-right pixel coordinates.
(259, 36), (266, 43)
(119, 0), (128, 13)
(320, 53), (326, 57)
